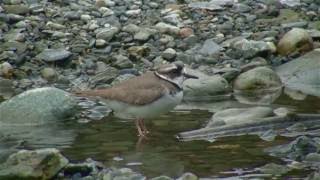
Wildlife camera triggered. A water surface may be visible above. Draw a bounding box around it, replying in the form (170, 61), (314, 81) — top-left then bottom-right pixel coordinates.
(1, 94), (319, 178)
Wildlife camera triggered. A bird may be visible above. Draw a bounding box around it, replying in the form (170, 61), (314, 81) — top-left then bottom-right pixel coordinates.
(75, 62), (198, 137)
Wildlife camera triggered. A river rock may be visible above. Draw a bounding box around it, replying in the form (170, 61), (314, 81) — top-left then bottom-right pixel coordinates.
(207, 106), (274, 127)
(266, 136), (320, 161)
(151, 176), (174, 180)
(234, 67), (282, 91)
(0, 148), (68, 180)
(257, 163), (290, 176)
(277, 28), (313, 56)
(0, 78), (14, 99)
(162, 48), (177, 61)
(41, 67), (57, 81)
(3, 5), (30, 15)
(0, 62), (13, 78)
(95, 26), (119, 41)
(113, 54), (133, 69)
(177, 172), (198, 180)
(36, 49), (72, 62)
(199, 39), (223, 56)
(230, 39), (276, 59)
(183, 69), (230, 101)
(155, 22), (180, 35)
(90, 65), (119, 85)
(0, 87), (77, 125)
(134, 28), (155, 41)
(276, 49), (320, 97)
(188, 1), (223, 11)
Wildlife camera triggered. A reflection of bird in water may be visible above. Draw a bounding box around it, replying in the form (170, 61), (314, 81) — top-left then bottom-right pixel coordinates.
(75, 62), (198, 137)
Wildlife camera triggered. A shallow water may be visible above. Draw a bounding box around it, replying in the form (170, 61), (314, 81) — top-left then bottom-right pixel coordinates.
(1, 93), (320, 178)
(62, 109), (286, 178)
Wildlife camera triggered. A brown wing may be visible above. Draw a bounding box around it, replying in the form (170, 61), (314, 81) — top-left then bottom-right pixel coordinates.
(74, 72), (172, 105)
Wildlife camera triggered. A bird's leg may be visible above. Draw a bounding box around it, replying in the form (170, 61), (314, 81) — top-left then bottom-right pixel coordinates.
(135, 119), (145, 137)
(139, 119), (149, 134)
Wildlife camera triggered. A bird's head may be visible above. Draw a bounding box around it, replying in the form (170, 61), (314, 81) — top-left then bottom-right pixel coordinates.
(154, 62), (198, 89)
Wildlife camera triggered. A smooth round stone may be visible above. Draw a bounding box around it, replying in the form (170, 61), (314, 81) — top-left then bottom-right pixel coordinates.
(177, 172), (198, 180)
(41, 67), (57, 81)
(233, 67), (282, 91)
(95, 0), (115, 7)
(162, 48), (177, 61)
(0, 62), (13, 78)
(179, 28), (194, 38)
(95, 39), (107, 47)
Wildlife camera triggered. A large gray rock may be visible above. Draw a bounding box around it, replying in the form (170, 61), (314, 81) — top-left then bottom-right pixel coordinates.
(207, 106), (274, 127)
(183, 69), (230, 101)
(277, 28), (313, 56)
(0, 87), (77, 125)
(276, 49), (320, 97)
(234, 67), (282, 91)
(0, 148), (68, 180)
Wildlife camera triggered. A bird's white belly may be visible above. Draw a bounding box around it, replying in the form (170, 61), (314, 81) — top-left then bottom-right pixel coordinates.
(104, 91), (183, 119)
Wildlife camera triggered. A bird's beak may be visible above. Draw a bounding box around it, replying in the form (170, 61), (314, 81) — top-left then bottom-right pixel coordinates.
(183, 69), (198, 79)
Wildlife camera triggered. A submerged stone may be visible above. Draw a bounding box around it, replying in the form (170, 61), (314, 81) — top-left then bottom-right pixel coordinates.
(207, 106), (274, 127)
(234, 67), (282, 91)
